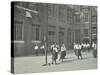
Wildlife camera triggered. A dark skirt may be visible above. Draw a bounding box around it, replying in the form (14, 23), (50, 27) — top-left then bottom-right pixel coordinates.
(74, 49), (77, 56)
(92, 49), (97, 58)
(52, 51), (58, 60)
(77, 50), (82, 56)
(60, 51), (66, 59)
(75, 50), (81, 56)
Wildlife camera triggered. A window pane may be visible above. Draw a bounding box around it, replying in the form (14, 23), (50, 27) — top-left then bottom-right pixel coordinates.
(14, 21), (23, 40)
(32, 24), (40, 41)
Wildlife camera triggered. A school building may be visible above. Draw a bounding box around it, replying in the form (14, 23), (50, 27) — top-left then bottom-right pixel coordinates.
(11, 2), (97, 56)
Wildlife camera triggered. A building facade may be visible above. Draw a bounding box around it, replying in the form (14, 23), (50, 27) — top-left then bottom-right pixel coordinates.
(80, 6), (97, 44)
(12, 2), (97, 56)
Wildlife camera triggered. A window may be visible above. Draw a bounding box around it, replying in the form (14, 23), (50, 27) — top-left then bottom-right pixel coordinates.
(84, 29), (88, 37)
(48, 31), (55, 42)
(32, 24), (40, 41)
(59, 27), (65, 43)
(91, 16), (97, 24)
(67, 7), (75, 24)
(76, 15), (80, 23)
(59, 5), (65, 22)
(67, 29), (73, 49)
(67, 31), (71, 43)
(48, 4), (53, 17)
(59, 31), (64, 43)
(75, 30), (80, 43)
(59, 32), (64, 36)
(36, 28), (39, 40)
(14, 21), (23, 40)
(48, 31), (55, 35)
(83, 13), (88, 22)
(48, 25), (56, 31)
(92, 28), (97, 34)
(59, 27), (65, 33)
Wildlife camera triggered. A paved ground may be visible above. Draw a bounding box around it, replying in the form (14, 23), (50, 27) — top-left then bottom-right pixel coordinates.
(14, 51), (97, 74)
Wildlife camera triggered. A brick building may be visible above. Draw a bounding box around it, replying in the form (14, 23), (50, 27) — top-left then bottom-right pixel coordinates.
(12, 2), (97, 56)
(80, 6), (97, 43)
